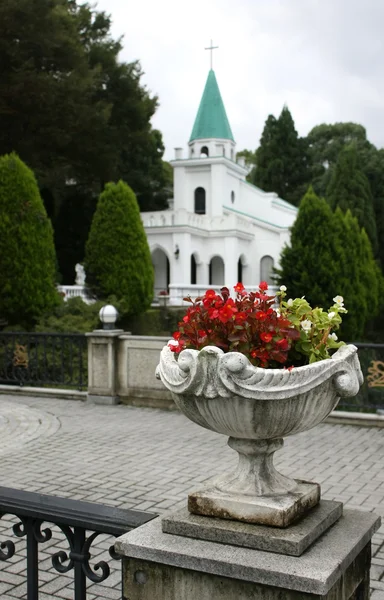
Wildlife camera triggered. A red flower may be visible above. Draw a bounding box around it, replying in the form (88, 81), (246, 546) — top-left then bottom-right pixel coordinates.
(255, 311), (267, 321)
(276, 338), (289, 351)
(218, 299), (238, 323)
(234, 311), (248, 324)
(234, 282), (245, 294)
(168, 339), (185, 353)
(204, 289), (217, 300)
(260, 332), (273, 343)
(259, 281), (269, 291)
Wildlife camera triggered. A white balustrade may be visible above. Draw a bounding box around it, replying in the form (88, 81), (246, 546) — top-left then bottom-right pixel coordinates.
(57, 285), (95, 305)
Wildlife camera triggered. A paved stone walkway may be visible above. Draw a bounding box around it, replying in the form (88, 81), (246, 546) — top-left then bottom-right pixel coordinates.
(0, 394), (383, 599)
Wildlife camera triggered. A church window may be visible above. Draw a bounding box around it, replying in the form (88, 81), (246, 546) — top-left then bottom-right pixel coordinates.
(200, 146), (209, 158)
(260, 255), (274, 285)
(194, 187), (206, 214)
(209, 256), (225, 285)
(237, 258), (243, 283)
(191, 254), (197, 284)
(231, 191), (235, 204)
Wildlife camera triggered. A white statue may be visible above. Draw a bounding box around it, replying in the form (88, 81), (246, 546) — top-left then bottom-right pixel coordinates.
(75, 263), (86, 286)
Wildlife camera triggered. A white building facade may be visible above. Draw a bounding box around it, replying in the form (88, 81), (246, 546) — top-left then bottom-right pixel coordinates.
(141, 69), (297, 305)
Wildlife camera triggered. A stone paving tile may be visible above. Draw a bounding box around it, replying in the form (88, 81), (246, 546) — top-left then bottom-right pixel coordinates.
(0, 393), (383, 599)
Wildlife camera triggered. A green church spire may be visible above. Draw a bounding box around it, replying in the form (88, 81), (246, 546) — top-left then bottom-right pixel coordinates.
(189, 70), (234, 142)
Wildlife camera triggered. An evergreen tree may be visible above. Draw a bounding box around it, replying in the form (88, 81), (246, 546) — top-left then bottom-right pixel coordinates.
(326, 144), (378, 254)
(84, 181), (154, 316)
(276, 187), (380, 341)
(0, 0), (168, 210)
(275, 188), (339, 308)
(0, 153), (59, 327)
(359, 146), (384, 269)
(306, 122), (371, 196)
(253, 107), (309, 206)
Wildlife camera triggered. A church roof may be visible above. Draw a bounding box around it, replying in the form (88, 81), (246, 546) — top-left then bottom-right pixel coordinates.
(189, 70), (234, 142)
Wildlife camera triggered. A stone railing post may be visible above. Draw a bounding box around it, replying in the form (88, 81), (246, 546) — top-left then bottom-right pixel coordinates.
(86, 328), (124, 405)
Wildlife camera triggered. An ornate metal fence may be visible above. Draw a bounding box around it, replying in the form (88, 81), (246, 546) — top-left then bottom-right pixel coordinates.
(0, 333), (88, 389)
(337, 343), (384, 413)
(0, 486), (155, 600)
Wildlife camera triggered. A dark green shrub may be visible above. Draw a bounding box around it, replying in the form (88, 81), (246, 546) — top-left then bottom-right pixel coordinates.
(275, 187), (381, 341)
(34, 297), (104, 333)
(0, 153), (60, 328)
(84, 181), (154, 316)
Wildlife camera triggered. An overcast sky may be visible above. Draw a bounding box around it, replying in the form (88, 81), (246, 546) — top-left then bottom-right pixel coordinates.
(95, 0), (384, 160)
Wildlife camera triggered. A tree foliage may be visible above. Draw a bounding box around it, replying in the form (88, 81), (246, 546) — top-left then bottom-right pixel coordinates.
(275, 187), (381, 341)
(0, 153), (59, 327)
(0, 0), (169, 206)
(306, 122), (371, 196)
(326, 145), (378, 254)
(84, 181), (154, 316)
(252, 107), (310, 206)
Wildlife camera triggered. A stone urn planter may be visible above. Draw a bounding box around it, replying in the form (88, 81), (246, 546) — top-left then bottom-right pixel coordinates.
(156, 343), (363, 527)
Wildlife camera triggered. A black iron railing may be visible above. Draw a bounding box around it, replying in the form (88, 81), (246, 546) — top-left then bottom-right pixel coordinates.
(0, 333), (88, 389)
(0, 486), (156, 600)
(337, 343), (384, 413)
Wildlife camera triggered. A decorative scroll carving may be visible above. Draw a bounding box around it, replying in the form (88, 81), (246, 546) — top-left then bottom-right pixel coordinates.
(157, 344), (363, 400)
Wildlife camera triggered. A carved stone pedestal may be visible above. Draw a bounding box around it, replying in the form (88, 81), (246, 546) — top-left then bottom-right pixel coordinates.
(115, 509), (380, 600)
(188, 438), (320, 527)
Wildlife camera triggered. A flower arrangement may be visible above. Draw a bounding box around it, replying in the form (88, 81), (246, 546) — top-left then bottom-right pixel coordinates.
(168, 282), (347, 368)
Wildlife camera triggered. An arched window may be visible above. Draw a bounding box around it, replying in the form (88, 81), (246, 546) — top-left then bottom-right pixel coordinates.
(237, 258), (243, 283)
(151, 248), (170, 297)
(191, 254), (197, 284)
(194, 187), (206, 215)
(237, 254), (248, 285)
(200, 146), (209, 157)
(209, 256), (225, 285)
(231, 191), (235, 204)
(260, 255), (275, 285)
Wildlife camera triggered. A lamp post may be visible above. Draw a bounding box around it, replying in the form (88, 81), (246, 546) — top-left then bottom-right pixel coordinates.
(99, 305), (118, 330)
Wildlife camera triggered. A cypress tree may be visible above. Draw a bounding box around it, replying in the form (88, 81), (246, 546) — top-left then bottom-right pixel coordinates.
(84, 181), (154, 316)
(326, 144), (377, 254)
(275, 187), (339, 307)
(0, 153), (59, 327)
(276, 188), (380, 341)
(253, 107), (309, 206)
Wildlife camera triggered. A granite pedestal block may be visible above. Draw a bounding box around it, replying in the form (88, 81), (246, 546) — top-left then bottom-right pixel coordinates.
(188, 479), (320, 528)
(115, 509), (380, 600)
(162, 500), (343, 556)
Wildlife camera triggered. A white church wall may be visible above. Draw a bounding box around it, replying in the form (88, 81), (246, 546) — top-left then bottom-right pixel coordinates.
(233, 180), (295, 229)
(173, 164), (212, 213)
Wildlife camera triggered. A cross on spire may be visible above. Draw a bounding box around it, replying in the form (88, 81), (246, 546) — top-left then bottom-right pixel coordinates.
(205, 39), (218, 70)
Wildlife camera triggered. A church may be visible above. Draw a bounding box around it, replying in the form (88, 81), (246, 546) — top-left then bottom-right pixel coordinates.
(141, 68), (297, 305)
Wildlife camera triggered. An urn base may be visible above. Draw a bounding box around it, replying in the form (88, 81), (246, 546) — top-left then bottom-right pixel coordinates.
(188, 479), (320, 528)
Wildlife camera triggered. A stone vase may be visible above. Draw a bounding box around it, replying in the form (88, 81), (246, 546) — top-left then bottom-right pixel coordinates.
(156, 344), (363, 527)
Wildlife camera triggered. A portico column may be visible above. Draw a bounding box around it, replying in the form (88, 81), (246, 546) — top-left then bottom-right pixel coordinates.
(224, 237), (239, 290)
(198, 261), (210, 286)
